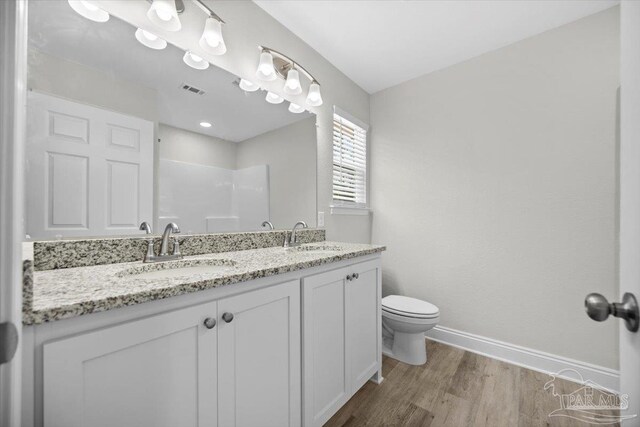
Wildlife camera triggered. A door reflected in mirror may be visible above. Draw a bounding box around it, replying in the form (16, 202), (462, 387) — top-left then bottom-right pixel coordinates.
(25, 0), (317, 239)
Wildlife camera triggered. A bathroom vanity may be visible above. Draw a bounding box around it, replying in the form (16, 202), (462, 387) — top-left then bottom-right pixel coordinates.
(20, 2), (381, 426)
(21, 235), (384, 427)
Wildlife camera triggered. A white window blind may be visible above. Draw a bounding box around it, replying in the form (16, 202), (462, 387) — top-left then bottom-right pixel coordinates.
(333, 109), (367, 207)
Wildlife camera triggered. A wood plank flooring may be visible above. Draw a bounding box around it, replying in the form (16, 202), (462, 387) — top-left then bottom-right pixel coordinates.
(325, 340), (619, 427)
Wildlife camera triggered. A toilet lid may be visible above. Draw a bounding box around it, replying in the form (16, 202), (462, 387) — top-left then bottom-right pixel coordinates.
(382, 295), (439, 318)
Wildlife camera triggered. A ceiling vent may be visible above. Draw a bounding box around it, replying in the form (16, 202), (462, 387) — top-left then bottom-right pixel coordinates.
(179, 83), (205, 95)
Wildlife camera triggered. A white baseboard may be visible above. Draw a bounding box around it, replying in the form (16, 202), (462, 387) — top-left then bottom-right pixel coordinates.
(425, 325), (620, 392)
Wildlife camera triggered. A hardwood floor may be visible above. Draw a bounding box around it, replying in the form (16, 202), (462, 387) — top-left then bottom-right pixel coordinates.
(325, 340), (619, 427)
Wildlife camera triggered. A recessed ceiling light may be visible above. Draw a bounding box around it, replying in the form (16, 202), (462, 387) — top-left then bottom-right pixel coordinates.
(200, 122), (212, 128)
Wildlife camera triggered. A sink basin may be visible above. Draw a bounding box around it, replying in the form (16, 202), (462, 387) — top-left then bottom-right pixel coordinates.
(289, 244), (343, 254)
(119, 259), (237, 280)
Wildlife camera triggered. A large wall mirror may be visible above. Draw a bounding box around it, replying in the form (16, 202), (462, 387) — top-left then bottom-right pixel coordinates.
(25, 0), (317, 239)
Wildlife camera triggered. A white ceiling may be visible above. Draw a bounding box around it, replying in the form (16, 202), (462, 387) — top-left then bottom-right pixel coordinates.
(28, 0), (313, 142)
(255, 0), (619, 94)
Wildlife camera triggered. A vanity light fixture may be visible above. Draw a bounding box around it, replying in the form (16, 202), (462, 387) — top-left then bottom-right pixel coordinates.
(288, 102), (305, 114)
(306, 81), (323, 107)
(256, 46), (323, 107)
(265, 92), (284, 104)
(284, 69), (302, 96)
(256, 51), (277, 81)
(199, 16), (226, 56)
(200, 121), (212, 128)
(239, 79), (260, 92)
(183, 51), (209, 70)
(147, 0), (182, 32)
(135, 28), (167, 50)
(67, 0), (110, 23)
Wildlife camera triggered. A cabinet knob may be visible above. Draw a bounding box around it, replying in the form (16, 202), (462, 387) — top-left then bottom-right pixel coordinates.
(222, 312), (234, 323)
(346, 274), (352, 281)
(354, 273), (359, 280)
(203, 317), (217, 329)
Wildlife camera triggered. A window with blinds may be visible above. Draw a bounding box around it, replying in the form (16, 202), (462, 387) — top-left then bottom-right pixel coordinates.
(333, 111), (367, 207)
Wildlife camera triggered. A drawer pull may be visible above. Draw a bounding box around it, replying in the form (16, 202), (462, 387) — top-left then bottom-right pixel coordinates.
(222, 312), (234, 323)
(203, 317), (217, 329)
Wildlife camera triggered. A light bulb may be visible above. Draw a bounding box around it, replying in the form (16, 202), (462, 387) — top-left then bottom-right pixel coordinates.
(199, 17), (226, 55)
(284, 69), (302, 96)
(306, 82), (323, 107)
(265, 92), (284, 104)
(147, 0), (181, 32)
(67, 0), (109, 22)
(200, 122), (212, 128)
(135, 28), (167, 50)
(256, 51), (276, 81)
(288, 102), (305, 114)
(239, 79), (259, 92)
(183, 51), (209, 70)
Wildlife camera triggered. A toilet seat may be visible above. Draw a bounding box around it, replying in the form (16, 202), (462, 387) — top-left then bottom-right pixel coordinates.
(382, 295), (439, 319)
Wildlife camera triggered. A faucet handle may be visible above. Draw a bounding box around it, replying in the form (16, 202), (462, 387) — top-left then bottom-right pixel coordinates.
(172, 236), (182, 256)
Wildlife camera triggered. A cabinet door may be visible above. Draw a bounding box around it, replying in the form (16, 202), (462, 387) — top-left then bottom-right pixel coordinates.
(43, 302), (218, 427)
(346, 261), (381, 393)
(217, 280), (301, 427)
(302, 267), (349, 427)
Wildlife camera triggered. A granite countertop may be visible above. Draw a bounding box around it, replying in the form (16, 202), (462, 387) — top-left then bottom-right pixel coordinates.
(25, 241), (385, 325)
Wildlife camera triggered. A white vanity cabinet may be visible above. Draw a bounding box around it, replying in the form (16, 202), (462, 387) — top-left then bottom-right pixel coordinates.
(41, 280), (300, 427)
(302, 259), (382, 427)
(25, 254), (382, 427)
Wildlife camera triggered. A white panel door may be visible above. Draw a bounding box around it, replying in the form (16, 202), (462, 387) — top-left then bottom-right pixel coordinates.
(26, 92), (153, 238)
(345, 261), (381, 393)
(217, 280), (301, 427)
(619, 1), (640, 421)
(43, 302), (218, 427)
(302, 267), (349, 427)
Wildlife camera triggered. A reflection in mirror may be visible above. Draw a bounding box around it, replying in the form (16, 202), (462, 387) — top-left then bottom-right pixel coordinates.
(25, 0), (317, 239)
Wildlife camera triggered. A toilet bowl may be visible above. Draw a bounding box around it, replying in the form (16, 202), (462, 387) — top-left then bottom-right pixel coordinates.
(382, 295), (439, 365)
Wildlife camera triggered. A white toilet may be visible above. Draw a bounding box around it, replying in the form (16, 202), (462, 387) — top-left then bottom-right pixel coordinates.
(381, 295), (440, 365)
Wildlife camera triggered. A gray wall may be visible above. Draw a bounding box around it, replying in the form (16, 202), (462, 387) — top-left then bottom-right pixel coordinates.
(158, 123), (237, 170)
(370, 8), (620, 368)
(28, 50), (157, 122)
(237, 117), (317, 229)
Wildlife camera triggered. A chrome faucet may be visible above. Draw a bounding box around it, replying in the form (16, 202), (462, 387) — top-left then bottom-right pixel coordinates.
(139, 221), (183, 263)
(262, 220), (274, 230)
(284, 221), (308, 248)
(160, 222), (180, 257)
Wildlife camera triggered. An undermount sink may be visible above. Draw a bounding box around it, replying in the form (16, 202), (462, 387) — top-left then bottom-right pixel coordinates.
(118, 259), (237, 280)
(290, 244), (343, 254)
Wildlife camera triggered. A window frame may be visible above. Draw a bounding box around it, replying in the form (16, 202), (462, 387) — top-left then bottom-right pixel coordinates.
(331, 106), (370, 215)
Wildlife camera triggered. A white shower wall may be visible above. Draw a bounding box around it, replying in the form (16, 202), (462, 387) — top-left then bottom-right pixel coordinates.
(157, 159), (269, 234)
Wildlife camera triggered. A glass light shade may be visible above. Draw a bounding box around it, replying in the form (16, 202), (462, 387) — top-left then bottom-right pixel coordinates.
(183, 51), (209, 70)
(265, 92), (284, 104)
(147, 0), (181, 32)
(68, 0), (109, 23)
(288, 102), (305, 114)
(284, 69), (302, 96)
(239, 79), (259, 92)
(306, 82), (323, 107)
(256, 51), (277, 81)
(199, 17), (226, 56)
(135, 28), (167, 50)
